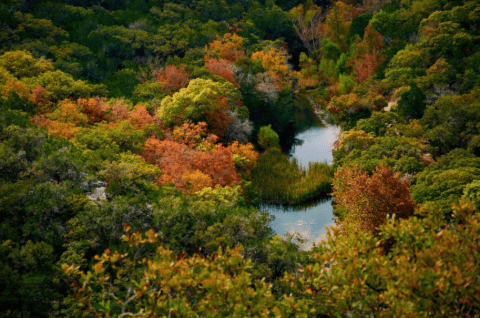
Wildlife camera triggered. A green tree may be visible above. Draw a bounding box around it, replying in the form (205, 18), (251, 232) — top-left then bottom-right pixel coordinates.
(289, 201), (480, 317)
(396, 83), (426, 120)
(64, 228), (308, 317)
(157, 78), (244, 137)
(257, 124), (279, 149)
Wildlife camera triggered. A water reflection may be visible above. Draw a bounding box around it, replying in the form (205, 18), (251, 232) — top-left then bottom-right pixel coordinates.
(262, 198), (334, 250)
(291, 125), (340, 167)
(264, 124), (339, 249)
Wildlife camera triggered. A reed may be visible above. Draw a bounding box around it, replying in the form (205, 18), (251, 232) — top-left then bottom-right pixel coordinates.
(252, 148), (333, 205)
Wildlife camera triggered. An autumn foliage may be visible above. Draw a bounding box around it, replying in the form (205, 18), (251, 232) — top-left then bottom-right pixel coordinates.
(77, 98), (108, 124)
(142, 135), (240, 192)
(156, 65), (190, 93)
(127, 104), (156, 129)
(251, 47), (290, 80)
(348, 25), (385, 83)
(205, 32), (245, 62)
(204, 57), (240, 88)
(332, 163), (417, 232)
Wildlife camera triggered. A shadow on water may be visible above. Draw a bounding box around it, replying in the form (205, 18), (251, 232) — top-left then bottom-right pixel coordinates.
(260, 195), (331, 211)
(281, 93), (332, 157)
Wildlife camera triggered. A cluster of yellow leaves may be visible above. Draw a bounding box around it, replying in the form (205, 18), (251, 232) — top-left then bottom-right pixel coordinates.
(231, 141), (259, 175)
(64, 228), (311, 317)
(251, 47), (290, 80)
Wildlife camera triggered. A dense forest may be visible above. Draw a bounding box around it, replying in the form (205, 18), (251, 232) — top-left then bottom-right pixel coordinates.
(0, 0), (479, 316)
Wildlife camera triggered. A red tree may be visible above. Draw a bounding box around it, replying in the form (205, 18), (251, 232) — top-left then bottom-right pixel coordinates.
(142, 136), (240, 191)
(156, 65), (190, 93)
(348, 25), (385, 83)
(332, 163), (417, 232)
(204, 57), (240, 88)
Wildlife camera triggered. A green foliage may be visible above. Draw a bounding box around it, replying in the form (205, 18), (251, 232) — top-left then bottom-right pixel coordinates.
(319, 39), (342, 61)
(335, 52), (350, 76)
(348, 13), (373, 42)
(421, 89), (480, 156)
(257, 124), (279, 149)
(0, 51), (53, 78)
(337, 73), (355, 94)
(158, 78), (241, 127)
(25, 70), (107, 101)
(355, 111), (406, 136)
(63, 228), (308, 317)
(98, 152), (161, 198)
(411, 149), (480, 212)
(293, 201), (480, 317)
(252, 148), (332, 204)
(73, 121), (145, 159)
(395, 83), (426, 120)
(103, 68), (140, 98)
(333, 129), (427, 175)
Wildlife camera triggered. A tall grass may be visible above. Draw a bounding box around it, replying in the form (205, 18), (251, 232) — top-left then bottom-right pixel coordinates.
(252, 148), (333, 205)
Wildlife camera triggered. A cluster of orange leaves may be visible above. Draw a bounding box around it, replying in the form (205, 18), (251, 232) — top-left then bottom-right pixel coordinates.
(142, 133), (240, 192)
(205, 32), (245, 62)
(204, 57), (240, 88)
(204, 33), (245, 89)
(156, 65), (190, 93)
(348, 25), (385, 83)
(31, 98), (159, 139)
(1, 78), (53, 112)
(332, 163), (417, 233)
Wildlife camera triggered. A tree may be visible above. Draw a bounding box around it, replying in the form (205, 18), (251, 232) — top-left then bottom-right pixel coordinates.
(396, 83), (426, 120)
(251, 47), (290, 81)
(157, 78), (242, 137)
(204, 57), (240, 88)
(98, 153), (161, 197)
(205, 32), (245, 62)
(348, 25), (385, 83)
(332, 163), (417, 231)
(155, 64), (190, 93)
(289, 2), (324, 55)
(257, 125), (279, 149)
(289, 201), (480, 317)
(0, 51), (53, 78)
(63, 228), (296, 317)
(411, 149), (480, 212)
(327, 91), (387, 129)
(323, 1), (357, 51)
(254, 71), (283, 103)
(142, 136), (240, 191)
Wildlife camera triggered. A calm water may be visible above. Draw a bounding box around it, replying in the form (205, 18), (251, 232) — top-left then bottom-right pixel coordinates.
(262, 124), (340, 250)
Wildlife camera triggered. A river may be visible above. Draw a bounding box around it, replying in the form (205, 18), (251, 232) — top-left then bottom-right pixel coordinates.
(261, 122), (340, 250)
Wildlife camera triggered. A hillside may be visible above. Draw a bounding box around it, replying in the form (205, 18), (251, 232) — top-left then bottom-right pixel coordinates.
(0, 0), (479, 316)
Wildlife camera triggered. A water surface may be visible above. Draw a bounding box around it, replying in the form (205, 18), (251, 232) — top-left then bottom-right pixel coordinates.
(263, 124), (339, 250)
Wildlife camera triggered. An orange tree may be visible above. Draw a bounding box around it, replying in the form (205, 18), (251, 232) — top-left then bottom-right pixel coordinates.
(332, 163), (417, 231)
